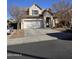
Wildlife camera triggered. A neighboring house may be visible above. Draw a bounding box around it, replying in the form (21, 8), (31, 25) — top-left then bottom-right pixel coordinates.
(21, 4), (56, 29)
(7, 19), (17, 29)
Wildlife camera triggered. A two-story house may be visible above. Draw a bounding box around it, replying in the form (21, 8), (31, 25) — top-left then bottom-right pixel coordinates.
(21, 4), (56, 29)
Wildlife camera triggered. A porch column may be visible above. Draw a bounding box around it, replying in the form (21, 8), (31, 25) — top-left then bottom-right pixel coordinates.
(53, 19), (55, 28)
(21, 19), (24, 29)
(43, 16), (46, 28)
(51, 16), (55, 28)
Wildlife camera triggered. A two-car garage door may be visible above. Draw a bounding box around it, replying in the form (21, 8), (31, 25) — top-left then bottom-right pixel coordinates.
(23, 20), (43, 29)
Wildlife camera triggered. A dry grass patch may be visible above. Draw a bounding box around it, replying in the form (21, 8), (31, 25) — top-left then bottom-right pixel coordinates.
(10, 29), (24, 39)
(53, 28), (66, 32)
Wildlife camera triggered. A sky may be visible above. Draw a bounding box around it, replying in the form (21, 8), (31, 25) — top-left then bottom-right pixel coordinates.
(7, 0), (72, 19)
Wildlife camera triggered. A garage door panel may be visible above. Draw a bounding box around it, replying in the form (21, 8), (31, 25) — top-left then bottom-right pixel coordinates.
(24, 20), (42, 28)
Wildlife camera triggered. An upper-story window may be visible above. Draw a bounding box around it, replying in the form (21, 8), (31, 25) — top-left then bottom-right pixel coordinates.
(32, 10), (38, 16)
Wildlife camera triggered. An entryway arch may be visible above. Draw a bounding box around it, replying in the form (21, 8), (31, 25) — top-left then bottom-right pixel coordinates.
(46, 17), (51, 28)
(42, 9), (56, 28)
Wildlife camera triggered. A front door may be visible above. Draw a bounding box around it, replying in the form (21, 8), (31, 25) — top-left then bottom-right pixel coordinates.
(46, 17), (51, 28)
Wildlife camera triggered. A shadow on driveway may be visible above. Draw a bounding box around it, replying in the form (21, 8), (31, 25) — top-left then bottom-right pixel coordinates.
(46, 31), (72, 41)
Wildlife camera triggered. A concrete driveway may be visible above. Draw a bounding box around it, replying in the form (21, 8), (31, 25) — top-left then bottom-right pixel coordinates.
(7, 28), (59, 45)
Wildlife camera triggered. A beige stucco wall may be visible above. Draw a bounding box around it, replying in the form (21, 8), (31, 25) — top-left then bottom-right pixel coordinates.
(29, 4), (42, 16)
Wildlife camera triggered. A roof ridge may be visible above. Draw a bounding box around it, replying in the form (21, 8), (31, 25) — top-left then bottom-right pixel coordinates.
(32, 3), (42, 10)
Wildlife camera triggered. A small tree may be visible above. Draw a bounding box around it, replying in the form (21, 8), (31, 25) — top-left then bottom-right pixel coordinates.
(9, 6), (25, 30)
(52, 0), (72, 28)
(52, 0), (71, 12)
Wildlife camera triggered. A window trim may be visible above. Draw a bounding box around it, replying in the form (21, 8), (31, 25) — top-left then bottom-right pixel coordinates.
(32, 10), (38, 15)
